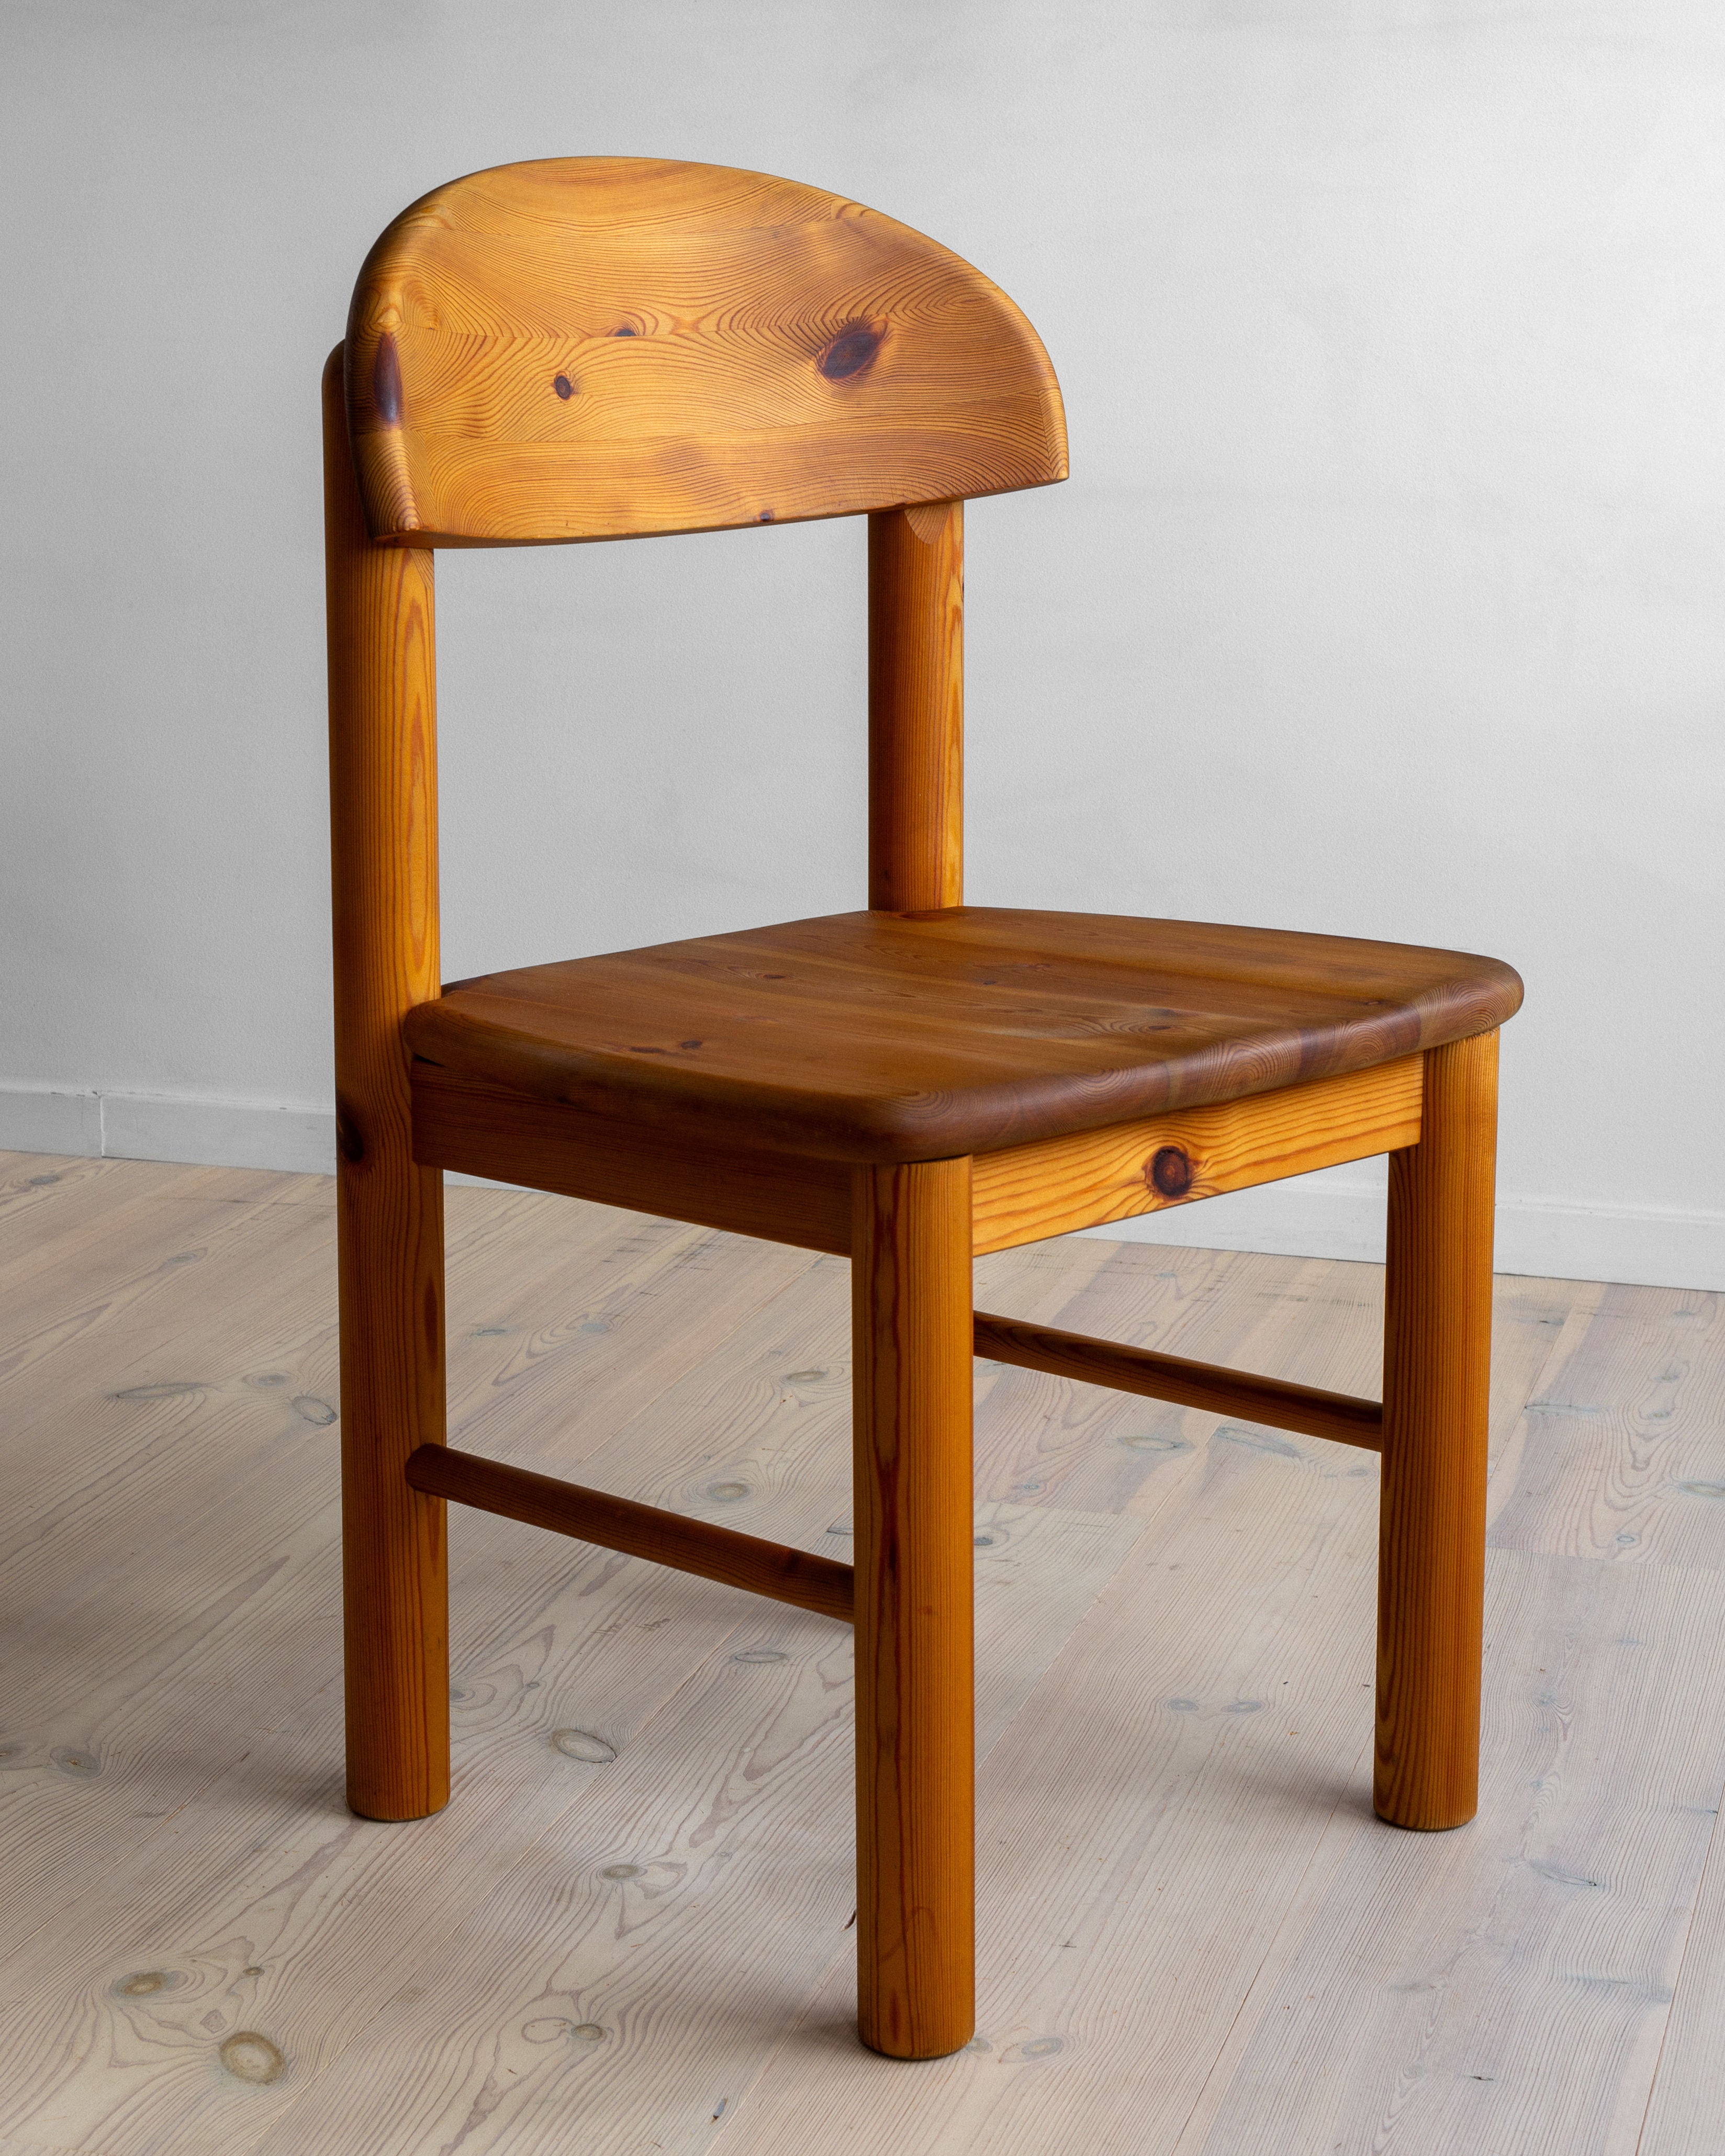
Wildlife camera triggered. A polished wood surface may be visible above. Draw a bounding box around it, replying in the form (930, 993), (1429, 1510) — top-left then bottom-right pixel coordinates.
(971, 1054), (1421, 1254)
(411, 1064), (853, 1255)
(12, 1159), (1721, 2156)
(323, 347), (450, 1825)
(869, 501), (964, 911)
(322, 153), (1528, 2075)
(406, 1444), (854, 1623)
(415, 1057), (1419, 1263)
(973, 1310), (1384, 1450)
(1375, 1030), (1499, 1831)
(345, 159), (1067, 547)
(406, 910), (1521, 1164)
(852, 1157), (976, 2059)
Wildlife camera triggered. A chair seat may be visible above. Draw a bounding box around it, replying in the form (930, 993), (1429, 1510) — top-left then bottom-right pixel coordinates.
(405, 908), (1521, 1164)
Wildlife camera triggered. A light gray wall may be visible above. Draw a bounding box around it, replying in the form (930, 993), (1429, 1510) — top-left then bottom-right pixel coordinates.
(3, 2), (1721, 1288)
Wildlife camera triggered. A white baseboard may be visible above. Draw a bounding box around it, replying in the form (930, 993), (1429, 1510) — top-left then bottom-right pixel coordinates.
(1084, 1160), (1725, 1294)
(0, 1084), (337, 1177)
(0, 1085), (105, 1158)
(3, 1085), (1720, 1293)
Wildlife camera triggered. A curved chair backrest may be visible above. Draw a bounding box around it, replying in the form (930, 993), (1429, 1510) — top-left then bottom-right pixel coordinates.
(345, 156), (1067, 546)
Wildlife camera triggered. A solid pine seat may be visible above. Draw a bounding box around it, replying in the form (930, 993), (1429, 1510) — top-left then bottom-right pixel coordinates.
(407, 906), (1522, 1161)
(325, 154), (1521, 2065)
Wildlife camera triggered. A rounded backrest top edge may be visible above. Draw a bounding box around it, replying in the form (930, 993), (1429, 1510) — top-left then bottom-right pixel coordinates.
(343, 156), (1068, 545)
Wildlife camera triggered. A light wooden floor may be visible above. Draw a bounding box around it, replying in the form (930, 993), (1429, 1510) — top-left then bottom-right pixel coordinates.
(3, 1151), (1723, 2156)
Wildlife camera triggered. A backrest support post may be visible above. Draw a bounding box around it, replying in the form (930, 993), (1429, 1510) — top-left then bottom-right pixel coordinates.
(868, 501), (964, 912)
(323, 342), (451, 1817)
(324, 342), (442, 1164)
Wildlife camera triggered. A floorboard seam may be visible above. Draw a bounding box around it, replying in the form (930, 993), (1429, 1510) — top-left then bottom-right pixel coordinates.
(1631, 1782), (1725, 2156)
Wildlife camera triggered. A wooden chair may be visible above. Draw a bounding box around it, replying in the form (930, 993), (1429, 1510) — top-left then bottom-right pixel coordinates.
(323, 156), (1521, 2061)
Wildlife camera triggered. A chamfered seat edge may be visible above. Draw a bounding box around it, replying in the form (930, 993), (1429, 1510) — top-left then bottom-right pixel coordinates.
(402, 907), (1523, 1164)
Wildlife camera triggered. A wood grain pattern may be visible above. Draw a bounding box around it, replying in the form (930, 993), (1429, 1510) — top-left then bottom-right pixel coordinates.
(1639, 1719), (1725, 2155)
(734, 1456), (1375, 2155)
(0, 1168), (835, 2143)
(1167, 1550), (1725, 2156)
(405, 1442), (854, 1622)
(972, 1054), (1421, 1253)
(0, 1167), (325, 1425)
(1484, 1280), (1725, 1570)
(1375, 1030), (1499, 1831)
(0, 1189), (348, 1968)
(0, 1150), (160, 1263)
(852, 1156), (976, 2059)
(414, 1048), (1414, 1259)
(0, 1178), (807, 1958)
(869, 501), (963, 911)
(407, 909), (1520, 1164)
(417, 1055), (1419, 1263)
(966, 1242), (1584, 1530)
(205, 1506), (1130, 2156)
(320, 150), (1539, 2093)
(324, 346), (449, 1824)
(8, 1155), (1725, 2155)
(410, 1062), (852, 1254)
(344, 159), (1066, 547)
(971, 1310), (1383, 1450)
(734, 1348), (1717, 2156)
(0, 1158), (1128, 2152)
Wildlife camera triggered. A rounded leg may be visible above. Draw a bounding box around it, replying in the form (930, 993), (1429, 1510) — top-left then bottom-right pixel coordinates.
(868, 501), (963, 913)
(1375, 1030), (1498, 1830)
(325, 346), (450, 1823)
(335, 1150), (450, 1823)
(852, 1157), (975, 2058)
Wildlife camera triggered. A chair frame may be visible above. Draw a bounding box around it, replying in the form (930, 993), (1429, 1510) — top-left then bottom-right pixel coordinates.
(324, 173), (1498, 2060)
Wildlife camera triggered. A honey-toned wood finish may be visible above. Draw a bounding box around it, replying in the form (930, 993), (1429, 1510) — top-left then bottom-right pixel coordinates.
(1375, 1029), (1500, 1831)
(405, 1445), (854, 1624)
(415, 1057), (1416, 1264)
(416, 1054), (1422, 1262)
(410, 1064), (852, 1256)
(324, 347), (450, 1825)
(345, 159), (1067, 547)
(406, 909), (1521, 1165)
(869, 501), (963, 911)
(973, 1311), (1384, 1451)
(852, 1157), (976, 2059)
(317, 157), (1528, 2073)
(971, 1054), (1421, 1254)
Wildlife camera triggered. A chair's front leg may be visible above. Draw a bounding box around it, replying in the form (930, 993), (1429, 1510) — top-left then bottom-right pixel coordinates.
(851, 1156), (976, 2059)
(1376, 1029), (1499, 1829)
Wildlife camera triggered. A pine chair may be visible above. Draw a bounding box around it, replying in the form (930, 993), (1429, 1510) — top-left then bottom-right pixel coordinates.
(323, 156), (1521, 2061)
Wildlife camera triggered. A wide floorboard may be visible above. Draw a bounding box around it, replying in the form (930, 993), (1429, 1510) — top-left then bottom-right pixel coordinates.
(1, 1150), (1721, 2155)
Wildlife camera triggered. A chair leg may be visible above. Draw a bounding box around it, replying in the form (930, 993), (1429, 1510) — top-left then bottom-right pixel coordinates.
(324, 344), (450, 1823)
(1375, 1029), (1499, 1830)
(851, 1157), (975, 2059)
(337, 1144), (451, 1823)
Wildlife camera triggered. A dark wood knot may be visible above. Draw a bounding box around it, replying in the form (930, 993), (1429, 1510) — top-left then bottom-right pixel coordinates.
(334, 1097), (365, 1165)
(1147, 1145), (1194, 1198)
(817, 322), (883, 381)
(372, 333), (402, 426)
(553, 374), (574, 399)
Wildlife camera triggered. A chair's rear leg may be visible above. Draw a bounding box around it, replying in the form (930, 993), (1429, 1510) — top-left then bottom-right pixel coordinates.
(325, 344), (450, 1824)
(337, 1150), (450, 1822)
(1375, 1030), (1499, 1829)
(852, 1157), (975, 2059)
